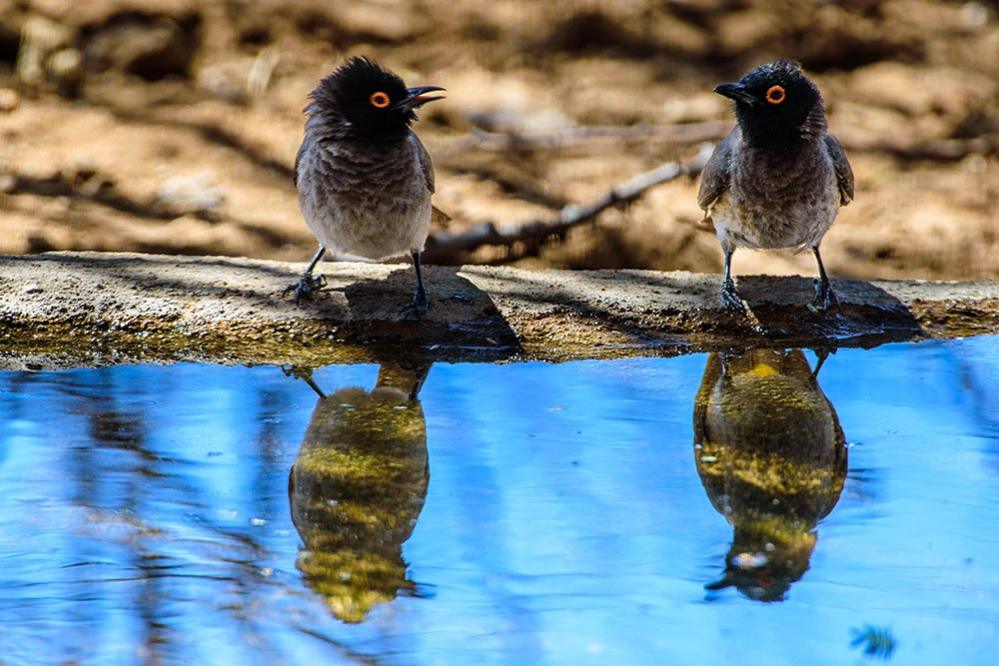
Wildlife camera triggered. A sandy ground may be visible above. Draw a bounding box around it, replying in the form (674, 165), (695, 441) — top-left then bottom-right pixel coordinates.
(0, 0), (996, 280)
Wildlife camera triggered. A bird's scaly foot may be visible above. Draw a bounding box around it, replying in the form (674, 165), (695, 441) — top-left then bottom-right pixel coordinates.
(399, 290), (429, 321)
(280, 364), (312, 381)
(283, 273), (327, 306)
(720, 279), (750, 313)
(720, 279), (765, 333)
(399, 301), (428, 321)
(809, 346), (836, 380)
(808, 279), (840, 314)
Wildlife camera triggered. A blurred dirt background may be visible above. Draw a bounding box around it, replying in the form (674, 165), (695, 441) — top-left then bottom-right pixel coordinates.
(0, 0), (996, 280)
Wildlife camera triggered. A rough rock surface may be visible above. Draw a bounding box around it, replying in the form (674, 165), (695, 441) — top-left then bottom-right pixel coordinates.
(0, 252), (996, 368)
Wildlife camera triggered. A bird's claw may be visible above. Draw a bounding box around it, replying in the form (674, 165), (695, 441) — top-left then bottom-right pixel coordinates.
(399, 291), (429, 321)
(720, 281), (750, 313)
(720, 279), (765, 333)
(283, 273), (327, 306)
(280, 364), (313, 381)
(809, 346), (836, 380)
(399, 302), (427, 321)
(808, 279), (839, 314)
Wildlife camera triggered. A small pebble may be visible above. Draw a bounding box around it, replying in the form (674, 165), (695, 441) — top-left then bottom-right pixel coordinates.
(0, 88), (19, 112)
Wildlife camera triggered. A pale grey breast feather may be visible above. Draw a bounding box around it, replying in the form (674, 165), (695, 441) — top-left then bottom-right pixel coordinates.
(306, 134), (425, 211)
(730, 138), (832, 212)
(296, 133), (432, 259)
(718, 138), (840, 250)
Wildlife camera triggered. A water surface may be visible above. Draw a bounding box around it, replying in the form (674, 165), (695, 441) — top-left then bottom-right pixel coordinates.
(1, 337), (997, 664)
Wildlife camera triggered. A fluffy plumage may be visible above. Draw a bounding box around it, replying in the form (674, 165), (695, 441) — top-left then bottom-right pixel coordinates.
(699, 60), (854, 312)
(296, 132), (433, 260)
(303, 57), (416, 142)
(289, 57), (444, 318)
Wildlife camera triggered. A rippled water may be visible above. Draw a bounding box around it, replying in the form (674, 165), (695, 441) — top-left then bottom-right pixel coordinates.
(1, 337), (997, 664)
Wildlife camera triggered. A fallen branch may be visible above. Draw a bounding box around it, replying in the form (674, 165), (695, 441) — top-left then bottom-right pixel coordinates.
(443, 122), (996, 163)
(443, 121), (730, 154)
(849, 134), (999, 162)
(424, 144), (714, 264)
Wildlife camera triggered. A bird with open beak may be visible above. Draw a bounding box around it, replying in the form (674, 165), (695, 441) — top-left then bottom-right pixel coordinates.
(290, 57), (446, 319)
(698, 60), (854, 313)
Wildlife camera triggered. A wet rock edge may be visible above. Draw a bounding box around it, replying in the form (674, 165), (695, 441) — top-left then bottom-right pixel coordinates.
(0, 252), (996, 369)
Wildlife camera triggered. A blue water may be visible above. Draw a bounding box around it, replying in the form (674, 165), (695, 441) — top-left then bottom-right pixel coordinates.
(0, 337), (997, 664)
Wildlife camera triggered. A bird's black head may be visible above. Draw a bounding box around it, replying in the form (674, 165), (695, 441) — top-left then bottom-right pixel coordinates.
(306, 57), (444, 142)
(714, 60), (825, 147)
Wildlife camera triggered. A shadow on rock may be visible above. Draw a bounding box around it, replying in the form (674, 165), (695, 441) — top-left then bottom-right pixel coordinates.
(693, 348), (847, 602)
(288, 359), (432, 623)
(343, 264), (520, 359)
(734, 276), (922, 344)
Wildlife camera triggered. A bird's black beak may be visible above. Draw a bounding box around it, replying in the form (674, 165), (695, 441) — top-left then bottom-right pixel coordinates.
(714, 82), (759, 107)
(396, 86), (446, 111)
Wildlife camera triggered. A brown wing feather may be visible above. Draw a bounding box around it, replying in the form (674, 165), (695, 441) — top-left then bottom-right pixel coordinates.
(411, 133), (452, 224)
(293, 141), (305, 187)
(410, 133), (435, 194)
(823, 133), (854, 206)
(697, 129), (738, 212)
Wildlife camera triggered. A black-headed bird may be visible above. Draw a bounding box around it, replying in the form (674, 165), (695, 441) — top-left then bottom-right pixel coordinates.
(291, 57), (445, 319)
(699, 60), (854, 313)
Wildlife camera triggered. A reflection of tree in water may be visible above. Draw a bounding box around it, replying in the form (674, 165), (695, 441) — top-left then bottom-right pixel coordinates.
(693, 349), (847, 602)
(290, 360), (431, 623)
(57, 368), (277, 660)
(954, 348), (999, 477)
(74, 368), (173, 662)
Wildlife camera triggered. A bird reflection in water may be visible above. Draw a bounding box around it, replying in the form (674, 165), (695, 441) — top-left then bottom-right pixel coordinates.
(693, 349), (847, 602)
(288, 359), (431, 623)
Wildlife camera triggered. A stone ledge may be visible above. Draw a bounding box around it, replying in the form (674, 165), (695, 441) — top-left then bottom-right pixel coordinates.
(0, 252), (996, 368)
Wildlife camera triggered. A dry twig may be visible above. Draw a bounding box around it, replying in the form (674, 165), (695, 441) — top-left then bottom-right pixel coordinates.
(445, 121), (996, 163)
(424, 143), (714, 264)
(443, 121), (730, 154)
(851, 135), (998, 161)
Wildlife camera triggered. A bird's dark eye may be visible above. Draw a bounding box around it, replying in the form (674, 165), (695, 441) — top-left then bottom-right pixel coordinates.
(765, 85), (786, 105)
(369, 91), (391, 109)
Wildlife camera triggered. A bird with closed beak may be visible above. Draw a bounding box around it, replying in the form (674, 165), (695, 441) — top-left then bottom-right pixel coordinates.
(699, 60), (854, 313)
(290, 57), (445, 319)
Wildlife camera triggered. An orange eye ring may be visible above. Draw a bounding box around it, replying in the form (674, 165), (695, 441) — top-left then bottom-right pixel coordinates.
(765, 85), (786, 105)
(369, 91), (391, 109)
